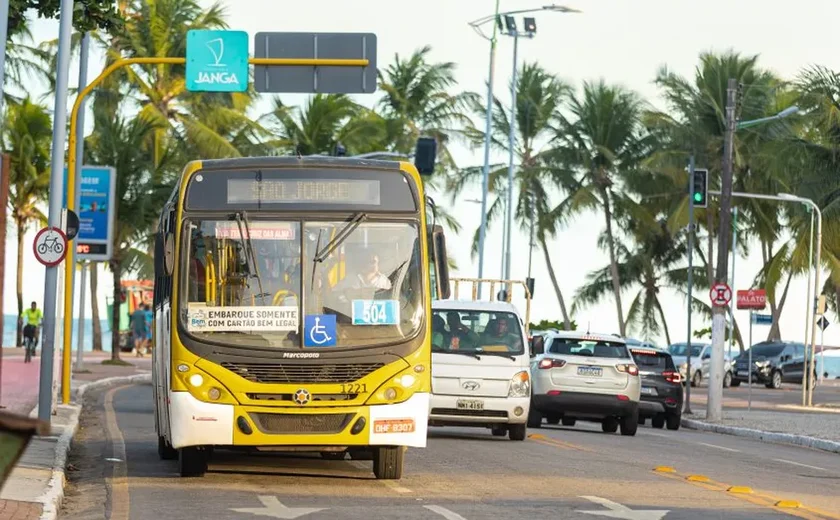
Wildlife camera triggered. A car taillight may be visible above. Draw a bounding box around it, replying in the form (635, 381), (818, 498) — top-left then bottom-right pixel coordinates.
(538, 358), (566, 369)
(616, 364), (639, 376)
(663, 371), (682, 384)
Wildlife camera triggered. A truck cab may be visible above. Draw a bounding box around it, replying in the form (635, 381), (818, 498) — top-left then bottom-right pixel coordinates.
(427, 279), (532, 441)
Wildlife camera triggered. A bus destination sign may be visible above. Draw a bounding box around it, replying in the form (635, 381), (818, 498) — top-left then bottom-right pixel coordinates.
(227, 179), (381, 205)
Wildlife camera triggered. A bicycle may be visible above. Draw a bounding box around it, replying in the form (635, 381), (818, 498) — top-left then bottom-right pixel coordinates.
(23, 333), (36, 363)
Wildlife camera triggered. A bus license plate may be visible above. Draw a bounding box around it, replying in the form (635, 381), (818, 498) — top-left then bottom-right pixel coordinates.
(641, 386), (657, 396)
(456, 399), (484, 411)
(577, 366), (603, 377)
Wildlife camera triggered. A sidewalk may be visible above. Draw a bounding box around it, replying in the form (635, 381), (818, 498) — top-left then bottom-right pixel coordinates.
(0, 349), (151, 520)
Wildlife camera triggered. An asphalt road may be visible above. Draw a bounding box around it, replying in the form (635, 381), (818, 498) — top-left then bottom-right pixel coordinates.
(60, 383), (840, 520)
(687, 381), (840, 410)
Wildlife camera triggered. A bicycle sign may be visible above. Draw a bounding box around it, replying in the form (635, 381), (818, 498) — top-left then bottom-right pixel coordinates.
(33, 227), (67, 267)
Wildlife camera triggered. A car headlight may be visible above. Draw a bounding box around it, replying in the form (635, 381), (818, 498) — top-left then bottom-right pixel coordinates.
(508, 371), (530, 398)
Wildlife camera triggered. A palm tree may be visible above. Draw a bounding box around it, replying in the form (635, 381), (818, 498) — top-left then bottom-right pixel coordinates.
(2, 98), (51, 346)
(447, 63), (574, 326)
(84, 107), (175, 360)
(551, 80), (654, 335)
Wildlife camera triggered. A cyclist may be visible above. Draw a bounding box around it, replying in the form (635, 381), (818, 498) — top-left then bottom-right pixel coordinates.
(20, 301), (43, 359)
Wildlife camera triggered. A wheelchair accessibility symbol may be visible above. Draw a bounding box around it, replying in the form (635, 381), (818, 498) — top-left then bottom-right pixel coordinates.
(304, 315), (337, 347)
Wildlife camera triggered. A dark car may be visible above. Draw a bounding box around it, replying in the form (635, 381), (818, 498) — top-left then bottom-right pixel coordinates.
(732, 341), (817, 389)
(629, 346), (683, 430)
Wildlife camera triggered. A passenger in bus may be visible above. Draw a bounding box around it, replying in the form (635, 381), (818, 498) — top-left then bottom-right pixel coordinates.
(353, 252), (392, 291)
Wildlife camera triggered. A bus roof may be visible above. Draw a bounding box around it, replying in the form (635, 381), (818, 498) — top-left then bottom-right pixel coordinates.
(186, 155), (407, 174)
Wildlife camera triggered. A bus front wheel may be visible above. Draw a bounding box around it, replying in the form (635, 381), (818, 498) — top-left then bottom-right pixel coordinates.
(158, 436), (177, 460)
(372, 446), (404, 480)
(178, 447), (207, 477)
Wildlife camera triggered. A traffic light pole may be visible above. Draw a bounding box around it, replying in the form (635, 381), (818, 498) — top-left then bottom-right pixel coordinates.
(684, 155), (696, 415)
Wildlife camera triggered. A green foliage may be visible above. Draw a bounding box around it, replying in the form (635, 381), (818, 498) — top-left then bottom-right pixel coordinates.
(8, 0), (123, 38)
(530, 319), (577, 331)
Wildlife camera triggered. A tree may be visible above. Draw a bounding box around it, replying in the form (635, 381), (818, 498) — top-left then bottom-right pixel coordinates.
(1, 98), (51, 346)
(8, 0), (123, 37)
(83, 107), (174, 360)
(552, 80), (654, 335)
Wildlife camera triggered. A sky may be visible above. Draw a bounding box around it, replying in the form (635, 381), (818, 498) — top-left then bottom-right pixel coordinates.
(5, 0), (840, 350)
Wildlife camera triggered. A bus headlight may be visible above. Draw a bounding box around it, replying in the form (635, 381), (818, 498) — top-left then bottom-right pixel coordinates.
(508, 371), (530, 398)
(399, 374), (416, 387)
(189, 374), (204, 387)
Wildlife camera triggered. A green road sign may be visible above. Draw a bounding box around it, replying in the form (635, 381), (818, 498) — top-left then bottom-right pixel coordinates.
(186, 30), (249, 92)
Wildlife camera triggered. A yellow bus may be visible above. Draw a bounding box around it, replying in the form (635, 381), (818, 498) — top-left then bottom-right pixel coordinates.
(152, 154), (450, 479)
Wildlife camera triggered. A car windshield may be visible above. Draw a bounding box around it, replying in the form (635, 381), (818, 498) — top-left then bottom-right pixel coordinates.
(548, 338), (630, 359)
(431, 309), (524, 355)
(668, 343), (703, 357)
(630, 349), (675, 371)
(181, 218), (423, 349)
(747, 344), (785, 358)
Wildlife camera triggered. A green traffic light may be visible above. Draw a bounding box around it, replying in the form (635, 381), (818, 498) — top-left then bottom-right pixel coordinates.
(693, 193), (702, 202)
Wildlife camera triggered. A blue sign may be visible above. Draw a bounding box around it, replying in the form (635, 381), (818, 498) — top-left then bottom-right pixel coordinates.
(63, 165), (116, 261)
(752, 313), (773, 325)
(186, 30), (249, 92)
(304, 314), (336, 347)
(352, 300), (399, 326)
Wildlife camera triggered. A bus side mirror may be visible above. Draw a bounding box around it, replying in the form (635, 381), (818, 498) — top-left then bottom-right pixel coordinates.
(431, 225), (450, 299)
(415, 137), (437, 176)
(530, 336), (545, 357)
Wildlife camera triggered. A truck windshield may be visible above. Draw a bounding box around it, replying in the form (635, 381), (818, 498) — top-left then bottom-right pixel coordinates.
(431, 309), (524, 355)
(181, 218), (424, 349)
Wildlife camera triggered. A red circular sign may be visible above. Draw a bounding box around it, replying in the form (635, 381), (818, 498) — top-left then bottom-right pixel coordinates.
(32, 226), (68, 267)
(709, 282), (732, 307)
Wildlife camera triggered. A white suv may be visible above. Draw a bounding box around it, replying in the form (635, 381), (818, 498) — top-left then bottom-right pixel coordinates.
(528, 331), (641, 436)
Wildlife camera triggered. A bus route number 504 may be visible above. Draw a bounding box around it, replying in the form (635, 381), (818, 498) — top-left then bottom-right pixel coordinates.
(353, 300), (399, 326)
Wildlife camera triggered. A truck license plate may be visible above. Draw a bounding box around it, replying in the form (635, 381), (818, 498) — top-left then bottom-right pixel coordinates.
(456, 399), (484, 411)
(577, 366), (603, 377)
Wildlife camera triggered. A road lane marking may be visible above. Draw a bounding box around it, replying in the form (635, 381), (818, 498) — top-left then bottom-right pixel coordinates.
(229, 495), (327, 518)
(773, 459), (829, 472)
(424, 505), (468, 520)
(104, 384), (132, 520)
(577, 495), (669, 519)
(528, 433), (593, 452)
(698, 442), (740, 453)
(652, 467), (840, 520)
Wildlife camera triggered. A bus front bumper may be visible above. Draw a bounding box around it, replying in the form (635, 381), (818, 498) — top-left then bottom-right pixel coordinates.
(168, 390), (430, 450)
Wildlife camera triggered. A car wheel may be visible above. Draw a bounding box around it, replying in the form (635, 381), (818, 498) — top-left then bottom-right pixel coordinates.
(561, 417), (576, 427)
(527, 409), (542, 428)
(546, 415), (560, 425)
(691, 370), (702, 388)
(601, 417), (618, 433)
(508, 424), (527, 441)
(666, 412), (681, 430)
(620, 410), (639, 436)
(770, 370), (782, 389)
(491, 425), (506, 437)
(730, 379), (741, 387)
(723, 371), (732, 388)
(651, 415), (665, 429)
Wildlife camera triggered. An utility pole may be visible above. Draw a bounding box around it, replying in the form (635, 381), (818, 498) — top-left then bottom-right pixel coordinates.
(527, 190), (535, 278)
(504, 29), (519, 291)
(707, 78), (738, 422)
(0, 0), (10, 121)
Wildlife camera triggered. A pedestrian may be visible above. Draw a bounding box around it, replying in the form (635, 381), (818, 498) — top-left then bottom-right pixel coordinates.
(129, 304), (148, 357)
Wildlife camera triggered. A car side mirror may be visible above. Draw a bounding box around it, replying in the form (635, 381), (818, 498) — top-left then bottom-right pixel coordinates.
(530, 336), (545, 357)
(414, 136), (437, 175)
(430, 225), (450, 300)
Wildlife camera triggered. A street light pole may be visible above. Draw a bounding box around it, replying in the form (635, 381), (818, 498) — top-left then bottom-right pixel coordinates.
(804, 209), (814, 350)
(504, 30), (519, 286)
(684, 155), (696, 415)
(474, 0), (501, 297)
(708, 78), (738, 423)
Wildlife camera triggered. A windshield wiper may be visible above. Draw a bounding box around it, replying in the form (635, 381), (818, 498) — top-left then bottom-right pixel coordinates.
(441, 350), (482, 360)
(235, 211), (267, 305)
(482, 351), (517, 361)
(313, 213), (367, 263)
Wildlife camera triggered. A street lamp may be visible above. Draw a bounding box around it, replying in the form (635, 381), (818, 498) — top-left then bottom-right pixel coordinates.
(468, 4), (580, 297)
(778, 192), (822, 407)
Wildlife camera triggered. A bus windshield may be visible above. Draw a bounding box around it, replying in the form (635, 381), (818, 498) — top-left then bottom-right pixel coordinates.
(182, 217), (424, 349)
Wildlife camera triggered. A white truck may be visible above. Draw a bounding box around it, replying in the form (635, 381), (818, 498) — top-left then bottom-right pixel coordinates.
(428, 278), (532, 441)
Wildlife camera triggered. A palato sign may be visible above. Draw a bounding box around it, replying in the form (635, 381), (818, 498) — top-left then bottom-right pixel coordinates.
(737, 289), (767, 310)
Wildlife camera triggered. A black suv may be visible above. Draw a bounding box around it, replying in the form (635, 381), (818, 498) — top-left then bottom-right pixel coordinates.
(629, 346), (683, 430)
(732, 341), (817, 389)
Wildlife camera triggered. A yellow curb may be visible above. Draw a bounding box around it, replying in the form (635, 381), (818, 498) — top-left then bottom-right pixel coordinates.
(686, 475), (710, 482)
(774, 500), (801, 509)
(654, 466), (676, 473)
(727, 486), (753, 494)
